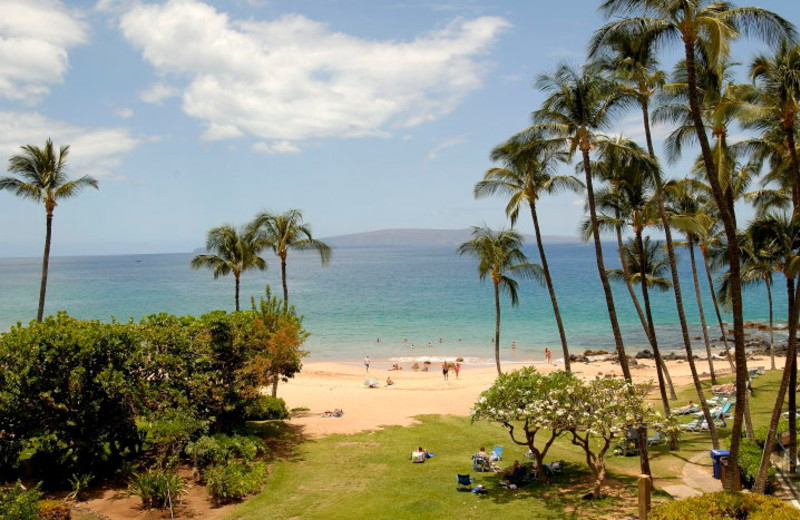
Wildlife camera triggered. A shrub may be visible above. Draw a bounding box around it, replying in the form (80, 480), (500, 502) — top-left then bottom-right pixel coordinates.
(242, 395), (289, 421)
(0, 482), (41, 520)
(649, 491), (800, 519)
(128, 468), (185, 509)
(38, 500), (71, 520)
(737, 438), (776, 493)
(205, 461), (268, 504)
(66, 473), (92, 502)
(186, 434), (266, 474)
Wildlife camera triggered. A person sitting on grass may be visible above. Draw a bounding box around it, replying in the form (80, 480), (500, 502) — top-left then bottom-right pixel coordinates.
(411, 446), (431, 463)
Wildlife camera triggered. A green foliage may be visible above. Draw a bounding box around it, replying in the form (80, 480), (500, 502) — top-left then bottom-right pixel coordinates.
(128, 468), (185, 509)
(186, 434), (266, 472)
(38, 500), (71, 520)
(0, 313), (140, 481)
(0, 482), (41, 520)
(243, 395), (290, 421)
(139, 410), (206, 468)
(66, 473), (92, 502)
(737, 438), (776, 492)
(649, 491), (800, 520)
(205, 461), (268, 504)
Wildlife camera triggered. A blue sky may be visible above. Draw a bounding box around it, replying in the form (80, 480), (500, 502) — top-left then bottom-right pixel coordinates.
(1, 0), (798, 256)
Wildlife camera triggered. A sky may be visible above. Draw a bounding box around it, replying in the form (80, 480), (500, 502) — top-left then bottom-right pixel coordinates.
(1, 0), (799, 257)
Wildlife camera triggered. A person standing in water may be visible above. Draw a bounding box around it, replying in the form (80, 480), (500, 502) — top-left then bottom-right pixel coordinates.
(442, 361), (449, 381)
(544, 348), (552, 364)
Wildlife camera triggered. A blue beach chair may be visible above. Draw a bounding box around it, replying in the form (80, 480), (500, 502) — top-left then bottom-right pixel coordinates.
(491, 445), (504, 461)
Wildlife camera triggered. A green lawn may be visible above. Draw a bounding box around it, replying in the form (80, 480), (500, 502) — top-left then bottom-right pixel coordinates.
(223, 369), (786, 520)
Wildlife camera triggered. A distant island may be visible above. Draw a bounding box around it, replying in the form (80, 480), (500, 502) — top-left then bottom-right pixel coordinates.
(320, 228), (581, 248)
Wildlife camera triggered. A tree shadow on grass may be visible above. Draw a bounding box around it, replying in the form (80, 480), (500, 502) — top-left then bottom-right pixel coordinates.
(244, 420), (312, 463)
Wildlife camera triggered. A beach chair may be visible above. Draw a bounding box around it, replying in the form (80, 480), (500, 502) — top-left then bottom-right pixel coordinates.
(712, 384), (736, 396)
(712, 401), (733, 427)
(647, 432), (666, 446)
(456, 474), (474, 490)
(680, 417), (709, 432)
(491, 445), (504, 461)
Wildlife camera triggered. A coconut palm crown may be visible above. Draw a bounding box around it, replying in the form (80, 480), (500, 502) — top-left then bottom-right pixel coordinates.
(0, 139), (99, 321)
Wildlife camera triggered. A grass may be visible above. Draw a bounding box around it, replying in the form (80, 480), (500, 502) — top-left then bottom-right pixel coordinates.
(220, 367), (786, 519)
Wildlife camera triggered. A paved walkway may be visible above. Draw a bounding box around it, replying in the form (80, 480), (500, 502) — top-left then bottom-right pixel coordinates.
(661, 451), (722, 499)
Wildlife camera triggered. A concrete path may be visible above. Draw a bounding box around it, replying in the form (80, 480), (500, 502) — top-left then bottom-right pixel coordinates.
(661, 450), (722, 499)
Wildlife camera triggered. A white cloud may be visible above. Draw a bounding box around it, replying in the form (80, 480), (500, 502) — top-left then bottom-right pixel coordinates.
(0, 111), (141, 179)
(139, 82), (179, 104)
(118, 0), (509, 145)
(427, 135), (466, 159)
(252, 140), (301, 154)
(115, 107), (134, 118)
(0, 0), (87, 102)
(203, 123), (243, 141)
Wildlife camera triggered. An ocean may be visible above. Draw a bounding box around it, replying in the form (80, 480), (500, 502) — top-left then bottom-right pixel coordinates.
(0, 243), (786, 364)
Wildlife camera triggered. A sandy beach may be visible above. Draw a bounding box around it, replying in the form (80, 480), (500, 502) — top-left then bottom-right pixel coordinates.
(279, 355), (779, 437)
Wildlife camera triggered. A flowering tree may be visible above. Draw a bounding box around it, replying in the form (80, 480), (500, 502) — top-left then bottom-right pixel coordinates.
(566, 378), (663, 498)
(474, 368), (668, 496)
(472, 367), (580, 482)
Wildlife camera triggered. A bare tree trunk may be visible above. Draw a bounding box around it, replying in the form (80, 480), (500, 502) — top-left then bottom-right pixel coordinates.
(37, 209), (54, 322)
(702, 250), (736, 372)
(530, 202), (571, 372)
(494, 280), (502, 375)
(683, 39), (727, 455)
(615, 226), (676, 401)
(767, 279), (776, 371)
(580, 147), (631, 382)
(280, 253), (289, 306)
(234, 273), (240, 312)
(688, 239), (716, 384)
(754, 278), (799, 492)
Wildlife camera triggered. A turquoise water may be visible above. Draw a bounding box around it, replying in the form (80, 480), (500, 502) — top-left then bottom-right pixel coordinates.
(0, 243), (785, 363)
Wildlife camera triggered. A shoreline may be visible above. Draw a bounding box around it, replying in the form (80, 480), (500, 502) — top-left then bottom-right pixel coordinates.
(279, 355), (779, 438)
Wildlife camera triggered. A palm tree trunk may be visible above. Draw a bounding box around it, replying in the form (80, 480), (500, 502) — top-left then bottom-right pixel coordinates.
(37, 209), (54, 322)
(754, 278), (799, 492)
(702, 250), (736, 372)
(234, 273), (241, 312)
(580, 147), (631, 382)
(580, 146), (649, 474)
(767, 278), (776, 371)
(280, 253), (289, 306)
(615, 224), (676, 400)
(683, 39), (727, 454)
(494, 280), (502, 375)
(530, 202), (571, 372)
(640, 98), (693, 402)
(635, 231), (673, 447)
(688, 239), (716, 384)
(790, 337), (797, 473)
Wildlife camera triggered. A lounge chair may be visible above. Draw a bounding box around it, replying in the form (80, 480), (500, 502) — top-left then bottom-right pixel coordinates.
(711, 401), (733, 427)
(673, 404), (699, 415)
(712, 384), (736, 396)
(456, 474), (474, 490)
(681, 417), (709, 432)
(491, 446), (504, 461)
(647, 432), (666, 446)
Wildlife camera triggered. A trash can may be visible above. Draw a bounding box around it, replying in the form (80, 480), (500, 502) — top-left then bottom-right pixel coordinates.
(720, 456), (730, 483)
(710, 449), (730, 479)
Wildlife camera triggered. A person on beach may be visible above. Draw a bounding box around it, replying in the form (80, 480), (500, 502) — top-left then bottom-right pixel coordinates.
(453, 362), (461, 379)
(442, 361), (449, 380)
(511, 341), (517, 350)
(386, 376), (394, 386)
(364, 355), (370, 373)
(544, 348), (552, 364)
(428, 342), (433, 348)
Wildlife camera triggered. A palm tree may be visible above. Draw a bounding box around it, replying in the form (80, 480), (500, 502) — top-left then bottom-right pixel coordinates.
(748, 212), (800, 491)
(457, 226), (542, 375)
(594, 1), (795, 484)
(532, 64), (654, 475)
(749, 40), (800, 211)
(191, 224), (267, 311)
(250, 209), (331, 306)
(0, 139), (98, 322)
(474, 133), (583, 372)
(667, 181), (720, 384)
(587, 137), (679, 424)
(531, 62), (634, 382)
